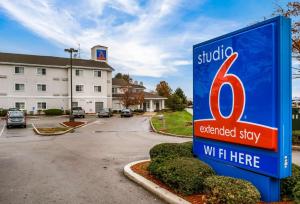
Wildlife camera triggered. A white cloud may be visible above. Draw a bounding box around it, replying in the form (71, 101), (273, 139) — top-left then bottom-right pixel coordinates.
(172, 60), (192, 66)
(0, 0), (239, 77)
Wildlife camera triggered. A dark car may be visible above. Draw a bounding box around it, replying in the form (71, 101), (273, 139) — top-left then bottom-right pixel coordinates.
(97, 108), (113, 118)
(121, 109), (133, 117)
(6, 110), (26, 128)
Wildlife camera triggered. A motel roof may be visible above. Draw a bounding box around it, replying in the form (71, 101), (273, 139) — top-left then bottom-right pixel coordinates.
(112, 91), (167, 100)
(0, 52), (114, 70)
(112, 78), (145, 89)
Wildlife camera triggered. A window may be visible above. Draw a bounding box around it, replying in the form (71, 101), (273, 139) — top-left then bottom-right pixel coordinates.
(72, 102), (78, 107)
(37, 84), (46, 91)
(146, 102), (150, 109)
(15, 84), (25, 91)
(37, 102), (46, 110)
(75, 69), (83, 76)
(94, 86), (101, 92)
(15, 66), (24, 74)
(15, 102), (25, 109)
(94, 70), (101, 77)
(76, 85), (84, 92)
(112, 87), (117, 94)
(37, 68), (46, 75)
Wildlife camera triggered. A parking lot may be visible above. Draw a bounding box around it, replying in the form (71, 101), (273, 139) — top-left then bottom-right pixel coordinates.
(0, 114), (299, 204)
(0, 115), (190, 204)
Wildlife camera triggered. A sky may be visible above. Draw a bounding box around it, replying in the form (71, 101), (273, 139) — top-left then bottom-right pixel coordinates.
(0, 0), (298, 99)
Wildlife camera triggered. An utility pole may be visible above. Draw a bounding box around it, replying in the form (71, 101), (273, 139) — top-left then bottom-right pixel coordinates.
(64, 48), (78, 122)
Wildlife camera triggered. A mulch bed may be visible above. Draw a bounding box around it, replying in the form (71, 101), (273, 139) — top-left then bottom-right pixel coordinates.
(131, 161), (206, 204)
(62, 121), (85, 128)
(131, 161), (295, 204)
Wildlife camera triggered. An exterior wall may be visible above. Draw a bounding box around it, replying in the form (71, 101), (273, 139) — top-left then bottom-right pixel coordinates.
(0, 64), (112, 114)
(70, 68), (111, 113)
(107, 72), (112, 108)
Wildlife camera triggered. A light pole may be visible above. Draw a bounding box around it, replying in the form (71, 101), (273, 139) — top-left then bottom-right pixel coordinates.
(64, 48), (78, 122)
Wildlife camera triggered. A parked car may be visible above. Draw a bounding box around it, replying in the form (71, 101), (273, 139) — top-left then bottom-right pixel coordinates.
(121, 109), (133, 117)
(72, 107), (85, 118)
(97, 108), (113, 118)
(6, 110), (26, 128)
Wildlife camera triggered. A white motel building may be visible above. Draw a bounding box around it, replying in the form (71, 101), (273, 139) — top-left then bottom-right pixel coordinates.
(0, 45), (113, 114)
(0, 45), (166, 114)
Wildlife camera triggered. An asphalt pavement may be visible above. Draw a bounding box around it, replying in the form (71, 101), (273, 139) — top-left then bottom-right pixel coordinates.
(0, 115), (190, 204)
(0, 115), (299, 204)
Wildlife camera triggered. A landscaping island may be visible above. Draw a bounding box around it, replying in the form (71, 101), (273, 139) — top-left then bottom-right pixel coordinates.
(151, 111), (192, 136)
(126, 142), (300, 204)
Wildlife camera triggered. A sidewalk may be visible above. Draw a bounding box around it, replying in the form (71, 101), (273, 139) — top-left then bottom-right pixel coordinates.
(185, 108), (193, 115)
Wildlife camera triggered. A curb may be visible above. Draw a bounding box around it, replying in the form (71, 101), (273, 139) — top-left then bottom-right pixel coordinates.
(150, 117), (192, 138)
(124, 160), (190, 204)
(292, 146), (300, 151)
(32, 123), (73, 136)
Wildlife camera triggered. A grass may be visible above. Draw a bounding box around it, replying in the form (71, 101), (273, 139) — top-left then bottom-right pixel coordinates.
(293, 130), (300, 136)
(37, 127), (70, 134)
(151, 111), (192, 136)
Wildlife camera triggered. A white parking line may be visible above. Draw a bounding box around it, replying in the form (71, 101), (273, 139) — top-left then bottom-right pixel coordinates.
(81, 120), (102, 128)
(0, 124), (5, 137)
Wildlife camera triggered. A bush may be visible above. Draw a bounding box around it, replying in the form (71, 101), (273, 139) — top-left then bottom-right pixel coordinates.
(149, 142), (193, 160)
(65, 110), (70, 115)
(133, 109), (144, 113)
(166, 94), (186, 111)
(149, 157), (215, 195)
(0, 109), (7, 117)
(294, 181), (300, 204)
(281, 163), (300, 199)
(293, 135), (300, 145)
(204, 176), (260, 204)
(44, 109), (64, 116)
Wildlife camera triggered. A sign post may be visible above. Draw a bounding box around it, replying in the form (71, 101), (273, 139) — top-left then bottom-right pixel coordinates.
(193, 16), (291, 202)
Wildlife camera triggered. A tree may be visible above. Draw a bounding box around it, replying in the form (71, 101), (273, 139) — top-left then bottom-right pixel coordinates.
(174, 87), (187, 105)
(115, 73), (123, 79)
(120, 86), (144, 108)
(114, 73), (132, 83)
(133, 92), (145, 108)
(156, 81), (172, 97)
(273, 2), (300, 78)
(166, 94), (185, 111)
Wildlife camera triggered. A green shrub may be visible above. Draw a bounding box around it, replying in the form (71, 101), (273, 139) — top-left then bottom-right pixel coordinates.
(281, 163), (300, 200)
(294, 181), (300, 204)
(148, 157), (215, 195)
(166, 94), (186, 111)
(149, 142), (193, 160)
(44, 109), (64, 116)
(133, 109), (144, 113)
(204, 176), (260, 204)
(65, 110), (70, 115)
(0, 109), (7, 117)
(293, 135), (300, 145)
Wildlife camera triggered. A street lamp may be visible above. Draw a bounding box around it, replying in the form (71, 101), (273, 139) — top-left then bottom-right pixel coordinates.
(64, 48), (78, 122)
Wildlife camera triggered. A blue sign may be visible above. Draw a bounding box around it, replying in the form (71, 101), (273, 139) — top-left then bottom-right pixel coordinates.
(193, 16), (291, 202)
(96, 49), (107, 61)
